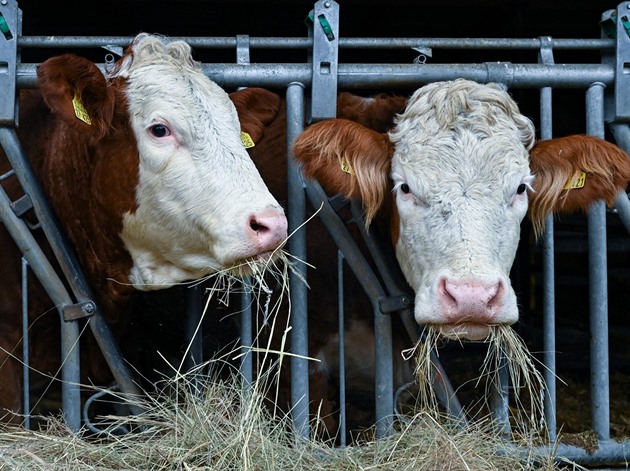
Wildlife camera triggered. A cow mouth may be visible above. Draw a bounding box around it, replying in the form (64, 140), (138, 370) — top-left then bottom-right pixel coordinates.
(437, 323), (493, 341)
(228, 248), (285, 277)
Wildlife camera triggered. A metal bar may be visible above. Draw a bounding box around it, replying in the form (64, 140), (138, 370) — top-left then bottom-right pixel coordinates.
(241, 287), (253, 389)
(15, 35), (614, 51)
(16, 62), (615, 90)
(586, 82), (611, 442)
(538, 36), (557, 442)
(0, 126), (144, 414)
(21, 257), (30, 429)
(337, 251), (347, 447)
(183, 285), (203, 392)
(0, 183), (81, 431)
(286, 82), (309, 439)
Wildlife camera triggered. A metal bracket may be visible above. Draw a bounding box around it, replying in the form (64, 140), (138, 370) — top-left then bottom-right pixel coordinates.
(379, 294), (414, 314)
(306, 0), (339, 122)
(0, 0), (18, 126)
(10, 193), (32, 217)
(63, 301), (97, 321)
(604, 2), (630, 122)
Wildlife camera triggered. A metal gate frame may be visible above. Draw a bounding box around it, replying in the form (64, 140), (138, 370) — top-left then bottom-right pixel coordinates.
(2, 0), (630, 466)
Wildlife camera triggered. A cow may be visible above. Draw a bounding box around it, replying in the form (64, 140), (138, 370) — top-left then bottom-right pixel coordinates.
(0, 33), (288, 424)
(292, 79), (630, 341)
(231, 79), (630, 441)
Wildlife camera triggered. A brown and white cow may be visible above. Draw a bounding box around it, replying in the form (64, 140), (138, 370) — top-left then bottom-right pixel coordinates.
(292, 79), (630, 342)
(0, 33), (287, 422)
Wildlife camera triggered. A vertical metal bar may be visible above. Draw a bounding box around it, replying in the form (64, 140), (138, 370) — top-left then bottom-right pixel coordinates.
(21, 257), (30, 429)
(286, 82), (309, 438)
(184, 285), (203, 390)
(337, 250), (347, 447)
(538, 36), (557, 441)
(241, 288), (253, 389)
(490, 354), (510, 438)
(586, 82), (610, 441)
(236, 32), (254, 389)
(373, 304), (394, 438)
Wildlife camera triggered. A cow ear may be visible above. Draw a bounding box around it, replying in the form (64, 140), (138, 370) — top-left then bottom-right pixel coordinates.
(292, 118), (394, 225)
(336, 92), (407, 133)
(528, 134), (630, 237)
(37, 54), (116, 139)
(229, 87), (282, 144)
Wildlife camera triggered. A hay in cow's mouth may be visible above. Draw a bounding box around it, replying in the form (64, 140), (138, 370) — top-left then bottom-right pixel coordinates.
(407, 324), (547, 442)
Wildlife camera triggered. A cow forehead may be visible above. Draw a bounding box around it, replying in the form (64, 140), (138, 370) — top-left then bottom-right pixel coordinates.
(110, 34), (241, 140)
(392, 129), (531, 200)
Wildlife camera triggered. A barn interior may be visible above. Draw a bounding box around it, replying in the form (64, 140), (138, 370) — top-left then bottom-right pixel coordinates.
(10, 0), (630, 449)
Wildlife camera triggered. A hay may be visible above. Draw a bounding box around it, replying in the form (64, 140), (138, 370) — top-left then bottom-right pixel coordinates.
(0, 367), (563, 470)
(409, 325), (548, 442)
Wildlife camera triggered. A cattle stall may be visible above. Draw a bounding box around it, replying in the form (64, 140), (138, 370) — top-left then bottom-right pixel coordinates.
(1, 0), (630, 467)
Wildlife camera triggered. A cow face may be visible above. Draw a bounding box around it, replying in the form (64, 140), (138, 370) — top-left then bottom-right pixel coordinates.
(106, 34), (287, 288)
(293, 80), (630, 341)
(293, 80), (538, 341)
(389, 80), (535, 340)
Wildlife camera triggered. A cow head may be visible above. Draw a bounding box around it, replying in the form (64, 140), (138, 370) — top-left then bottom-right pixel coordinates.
(293, 79), (630, 341)
(36, 33), (287, 290)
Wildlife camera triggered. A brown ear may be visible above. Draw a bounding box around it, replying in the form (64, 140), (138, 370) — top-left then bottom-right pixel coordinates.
(336, 92), (407, 132)
(528, 134), (630, 237)
(37, 54), (116, 139)
(292, 118), (394, 225)
(229, 87), (282, 144)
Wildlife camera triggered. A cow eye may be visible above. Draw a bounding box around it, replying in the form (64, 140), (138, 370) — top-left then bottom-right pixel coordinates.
(516, 183), (528, 195)
(150, 123), (170, 138)
(400, 183), (411, 194)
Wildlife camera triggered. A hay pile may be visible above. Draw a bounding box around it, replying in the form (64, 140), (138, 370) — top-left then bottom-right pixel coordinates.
(0, 367), (563, 471)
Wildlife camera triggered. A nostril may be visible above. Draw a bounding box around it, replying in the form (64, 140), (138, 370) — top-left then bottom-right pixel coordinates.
(249, 217), (269, 234)
(487, 280), (504, 308)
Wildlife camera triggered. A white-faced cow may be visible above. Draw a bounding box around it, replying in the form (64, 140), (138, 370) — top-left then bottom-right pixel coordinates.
(292, 79), (630, 345)
(0, 33), (287, 423)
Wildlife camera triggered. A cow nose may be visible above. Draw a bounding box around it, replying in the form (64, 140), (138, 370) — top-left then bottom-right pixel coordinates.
(247, 209), (288, 253)
(439, 277), (504, 323)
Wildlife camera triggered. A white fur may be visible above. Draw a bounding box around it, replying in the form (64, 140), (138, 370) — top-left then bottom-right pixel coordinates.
(110, 34), (284, 289)
(389, 79), (536, 337)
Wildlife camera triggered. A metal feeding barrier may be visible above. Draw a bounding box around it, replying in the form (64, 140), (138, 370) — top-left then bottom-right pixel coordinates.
(1, 0), (630, 465)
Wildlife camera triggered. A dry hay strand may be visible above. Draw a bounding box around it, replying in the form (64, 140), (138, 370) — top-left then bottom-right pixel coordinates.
(408, 325), (548, 443)
(0, 369), (565, 471)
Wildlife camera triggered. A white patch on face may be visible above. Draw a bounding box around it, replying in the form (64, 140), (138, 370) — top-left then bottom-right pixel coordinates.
(112, 37), (286, 289)
(388, 80), (535, 338)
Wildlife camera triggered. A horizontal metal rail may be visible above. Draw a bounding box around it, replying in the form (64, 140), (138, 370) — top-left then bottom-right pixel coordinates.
(16, 62), (615, 89)
(16, 36), (615, 51)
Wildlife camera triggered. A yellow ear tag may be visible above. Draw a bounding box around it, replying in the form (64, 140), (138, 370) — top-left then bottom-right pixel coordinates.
(241, 131), (255, 149)
(72, 91), (92, 125)
(340, 155), (353, 175)
(563, 170), (586, 190)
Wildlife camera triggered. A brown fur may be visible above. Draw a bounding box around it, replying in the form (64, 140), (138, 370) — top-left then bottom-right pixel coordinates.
(292, 119), (394, 226)
(529, 134), (630, 238)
